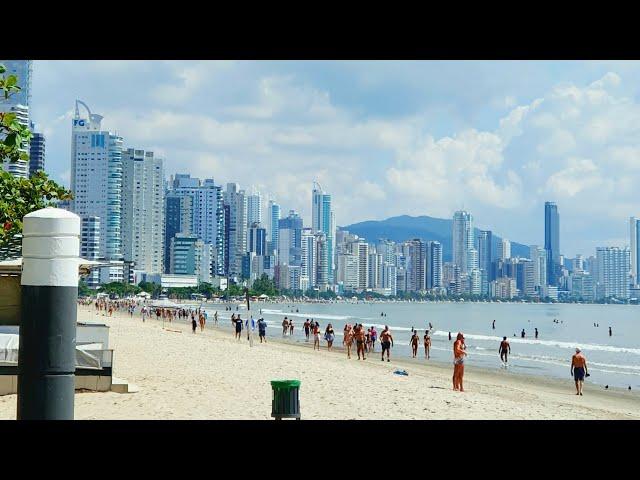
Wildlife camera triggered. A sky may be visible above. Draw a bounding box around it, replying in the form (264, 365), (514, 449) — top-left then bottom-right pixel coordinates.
(29, 60), (640, 257)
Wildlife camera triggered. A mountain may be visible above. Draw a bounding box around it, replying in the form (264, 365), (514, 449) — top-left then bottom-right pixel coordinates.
(340, 215), (530, 262)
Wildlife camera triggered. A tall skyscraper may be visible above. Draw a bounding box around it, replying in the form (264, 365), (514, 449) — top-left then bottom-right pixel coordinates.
(405, 239), (426, 292)
(247, 190), (262, 227)
(277, 210), (303, 267)
(530, 245), (547, 291)
(224, 183), (247, 276)
(545, 201), (560, 285)
(312, 181), (335, 284)
(121, 148), (165, 274)
(269, 200), (281, 255)
(595, 247), (630, 300)
(452, 211), (474, 274)
(28, 129), (45, 176)
(1, 60), (33, 178)
(631, 217), (640, 286)
(301, 227), (317, 290)
(170, 174), (225, 276)
(498, 238), (511, 261)
(71, 100), (123, 262)
(248, 223), (267, 256)
(164, 194), (193, 274)
(427, 241), (443, 289)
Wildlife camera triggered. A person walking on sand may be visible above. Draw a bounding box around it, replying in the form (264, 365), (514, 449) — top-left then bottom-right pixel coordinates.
(289, 319), (294, 336)
(325, 324), (335, 351)
(499, 336), (511, 366)
(453, 333), (468, 392)
(344, 324), (354, 359)
(355, 324), (367, 360)
(380, 326), (394, 362)
(234, 315), (243, 340)
(410, 330), (419, 358)
(424, 330), (431, 359)
(282, 317), (289, 337)
(214, 311), (218, 326)
(192, 315), (197, 334)
(370, 326), (377, 352)
(313, 321), (321, 351)
(258, 317), (267, 343)
(571, 348), (588, 396)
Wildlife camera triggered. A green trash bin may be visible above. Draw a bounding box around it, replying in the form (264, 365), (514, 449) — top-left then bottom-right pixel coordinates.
(271, 380), (301, 420)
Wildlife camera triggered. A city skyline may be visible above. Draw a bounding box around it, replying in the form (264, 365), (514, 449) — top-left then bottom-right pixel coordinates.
(13, 60), (640, 256)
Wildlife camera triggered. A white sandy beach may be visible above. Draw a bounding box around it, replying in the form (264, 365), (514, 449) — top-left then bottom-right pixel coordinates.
(1, 305), (639, 420)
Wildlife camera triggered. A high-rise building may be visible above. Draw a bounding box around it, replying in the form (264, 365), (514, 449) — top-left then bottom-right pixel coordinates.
(164, 194), (193, 274)
(269, 200), (281, 254)
(477, 230), (492, 291)
(498, 238), (511, 261)
(169, 233), (211, 283)
(427, 241), (443, 289)
(545, 201), (560, 285)
(80, 216), (101, 288)
(224, 183), (247, 277)
(71, 100), (123, 262)
(121, 148), (165, 274)
(277, 210), (303, 267)
(406, 239), (426, 292)
(312, 182), (335, 284)
(452, 211), (474, 274)
(530, 245), (547, 292)
(356, 241), (370, 290)
(28, 129), (45, 176)
(247, 191), (262, 227)
(595, 247), (630, 300)
(631, 217), (640, 286)
(170, 175), (225, 276)
(0, 60), (32, 178)
(570, 271), (594, 302)
(301, 227), (317, 290)
(248, 223), (267, 256)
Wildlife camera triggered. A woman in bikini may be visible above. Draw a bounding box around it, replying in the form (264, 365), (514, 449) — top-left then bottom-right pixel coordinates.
(424, 330), (431, 359)
(453, 332), (468, 391)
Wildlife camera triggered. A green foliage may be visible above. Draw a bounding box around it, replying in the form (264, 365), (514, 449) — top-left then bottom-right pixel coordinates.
(250, 273), (278, 296)
(99, 282), (141, 297)
(0, 64), (73, 259)
(138, 281), (162, 297)
(78, 279), (92, 297)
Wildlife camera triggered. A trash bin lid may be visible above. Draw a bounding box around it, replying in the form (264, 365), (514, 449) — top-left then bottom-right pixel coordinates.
(271, 380), (301, 389)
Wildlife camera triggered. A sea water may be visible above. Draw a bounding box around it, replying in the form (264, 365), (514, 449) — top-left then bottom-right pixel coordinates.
(207, 301), (640, 390)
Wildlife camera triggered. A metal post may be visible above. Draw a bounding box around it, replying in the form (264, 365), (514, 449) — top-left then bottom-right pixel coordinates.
(17, 208), (80, 420)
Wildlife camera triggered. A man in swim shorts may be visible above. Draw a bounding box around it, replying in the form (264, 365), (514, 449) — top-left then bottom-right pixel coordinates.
(257, 317), (267, 343)
(571, 348), (588, 396)
(355, 324), (367, 360)
(499, 336), (511, 364)
(380, 326), (394, 362)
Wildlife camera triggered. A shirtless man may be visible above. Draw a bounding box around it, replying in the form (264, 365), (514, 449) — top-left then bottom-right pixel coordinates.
(355, 324), (367, 360)
(453, 333), (468, 391)
(423, 330), (431, 359)
(344, 324), (354, 359)
(282, 317), (289, 336)
(410, 331), (419, 358)
(499, 336), (511, 365)
(571, 348), (589, 396)
(380, 326), (394, 362)
(304, 319), (311, 341)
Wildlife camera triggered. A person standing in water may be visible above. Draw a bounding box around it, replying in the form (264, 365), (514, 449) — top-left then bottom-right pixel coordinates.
(282, 317), (289, 337)
(448, 331), (452, 341)
(499, 336), (510, 365)
(410, 330), (419, 358)
(492, 319), (495, 330)
(571, 348), (588, 396)
(609, 326), (612, 337)
(534, 328), (539, 339)
(304, 319), (311, 341)
(453, 333), (468, 391)
(521, 329), (526, 338)
(423, 330), (431, 359)
(289, 319), (294, 336)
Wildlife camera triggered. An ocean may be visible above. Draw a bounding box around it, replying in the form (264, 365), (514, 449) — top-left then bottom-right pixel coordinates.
(205, 301), (640, 390)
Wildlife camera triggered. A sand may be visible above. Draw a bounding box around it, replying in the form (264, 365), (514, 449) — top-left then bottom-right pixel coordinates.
(0, 305), (638, 420)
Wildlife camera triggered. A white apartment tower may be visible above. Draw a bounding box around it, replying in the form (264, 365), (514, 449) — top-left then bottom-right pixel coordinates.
(121, 148), (165, 274)
(452, 211), (474, 274)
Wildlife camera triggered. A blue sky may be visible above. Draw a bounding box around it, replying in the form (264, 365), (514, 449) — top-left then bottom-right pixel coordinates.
(30, 60), (640, 256)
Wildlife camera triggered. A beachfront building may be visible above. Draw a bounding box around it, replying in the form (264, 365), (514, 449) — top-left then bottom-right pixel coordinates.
(268, 200), (281, 256)
(427, 240), (443, 289)
(312, 181), (335, 284)
(569, 271), (595, 302)
(356, 241), (370, 290)
(490, 277), (517, 299)
(169, 233), (211, 284)
(164, 194), (193, 273)
(81, 216), (101, 288)
(121, 148), (165, 275)
(277, 210), (303, 267)
(595, 247), (630, 300)
(545, 201), (560, 286)
(406, 239), (426, 292)
(28, 129), (45, 176)
(70, 100), (124, 268)
(452, 210), (474, 274)
(337, 253), (359, 292)
(300, 227), (316, 290)
(515, 259), (536, 297)
(530, 245), (547, 293)
(631, 217), (640, 287)
(476, 230), (492, 293)
(498, 238), (511, 261)
(246, 190), (262, 227)
(224, 183), (248, 277)
(0, 60), (32, 178)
